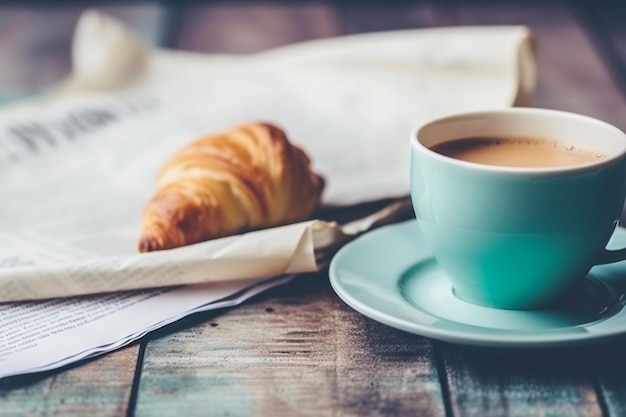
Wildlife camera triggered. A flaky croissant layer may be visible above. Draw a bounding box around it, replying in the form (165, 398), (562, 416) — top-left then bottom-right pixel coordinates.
(138, 122), (325, 252)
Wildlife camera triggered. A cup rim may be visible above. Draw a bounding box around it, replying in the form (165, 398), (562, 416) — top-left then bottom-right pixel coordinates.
(412, 107), (626, 174)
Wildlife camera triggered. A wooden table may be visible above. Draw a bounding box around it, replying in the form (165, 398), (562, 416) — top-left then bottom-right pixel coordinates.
(3, 1), (626, 416)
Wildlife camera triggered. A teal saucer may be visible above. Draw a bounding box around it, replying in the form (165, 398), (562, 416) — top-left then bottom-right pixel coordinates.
(329, 220), (626, 348)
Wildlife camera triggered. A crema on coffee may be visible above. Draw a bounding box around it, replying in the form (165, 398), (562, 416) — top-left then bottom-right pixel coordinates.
(431, 136), (605, 168)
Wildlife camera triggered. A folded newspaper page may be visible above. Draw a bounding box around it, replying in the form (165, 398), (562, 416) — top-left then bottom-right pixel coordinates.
(0, 11), (535, 378)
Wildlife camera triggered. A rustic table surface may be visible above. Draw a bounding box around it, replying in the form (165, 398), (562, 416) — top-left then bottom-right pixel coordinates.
(2, 1), (626, 416)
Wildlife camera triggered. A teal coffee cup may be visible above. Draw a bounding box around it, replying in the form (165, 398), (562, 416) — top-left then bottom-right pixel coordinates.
(410, 108), (626, 309)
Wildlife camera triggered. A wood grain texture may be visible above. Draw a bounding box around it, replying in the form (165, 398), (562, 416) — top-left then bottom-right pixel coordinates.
(0, 345), (140, 417)
(135, 274), (445, 417)
(440, 344), (608, 417)
(173, 2), (342, 54)
(3, 2), (626, 417)
(337, 0), (457, 34)
(454, 0), (626, 131)
(581, 339), (626, 417)
(573, 1), (626, 95)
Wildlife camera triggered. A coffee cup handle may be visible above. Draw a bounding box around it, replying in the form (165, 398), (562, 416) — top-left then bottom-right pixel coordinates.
(597, 248), (626, 265)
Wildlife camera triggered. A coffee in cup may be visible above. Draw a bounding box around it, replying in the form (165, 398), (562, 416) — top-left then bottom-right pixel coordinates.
(431, 136), (604, 168)
(410, 108), (626, 309)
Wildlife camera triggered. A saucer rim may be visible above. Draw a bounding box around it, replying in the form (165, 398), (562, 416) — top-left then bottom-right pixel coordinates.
(328, 220), (626, 348)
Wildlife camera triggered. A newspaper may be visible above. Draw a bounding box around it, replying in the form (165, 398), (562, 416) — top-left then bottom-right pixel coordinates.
(0, 11), (535, 378)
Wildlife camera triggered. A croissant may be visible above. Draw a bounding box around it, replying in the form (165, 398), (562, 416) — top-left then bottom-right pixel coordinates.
(138, 122), (325, 252)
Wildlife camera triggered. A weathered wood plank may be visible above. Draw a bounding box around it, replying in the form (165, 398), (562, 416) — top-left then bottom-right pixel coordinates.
(337, 0), (457, 34)
(595, 352), (626, 417)
(572, 1), (626, 96)
(454, 0), (626, 131)
(0, 344), (140, 417)
(441, 344), (608, 417)
(0, 4), (167, 105)
(568, 339), (626, 417)
(3, 2), (626, 417)
(172, 2), (342, 54)
(135, 273), (445, 417)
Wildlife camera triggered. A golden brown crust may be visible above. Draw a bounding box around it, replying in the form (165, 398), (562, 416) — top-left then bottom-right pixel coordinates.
(138, 122), (325, 252)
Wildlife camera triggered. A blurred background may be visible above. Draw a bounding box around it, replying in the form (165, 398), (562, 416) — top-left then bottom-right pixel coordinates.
(0, 0), (625, 127)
